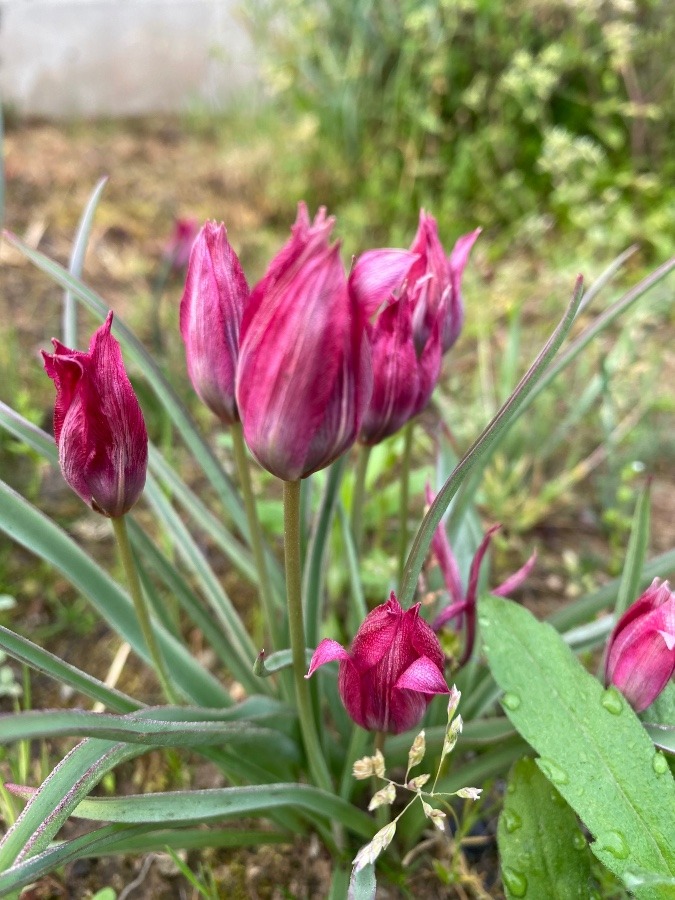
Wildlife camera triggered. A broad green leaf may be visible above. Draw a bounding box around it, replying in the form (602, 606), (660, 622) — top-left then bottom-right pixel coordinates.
(49, 782), (374, 838)
(0, 479), (230, 709)
(615, 483), (651, 619)
(642, 681), (675, 727)
(498, 758), (592, 899)
(399, 277), (584, 607)
(63, 176), (108, 346)
(481, 595), (675, 898)
(0, 626), (141, 714)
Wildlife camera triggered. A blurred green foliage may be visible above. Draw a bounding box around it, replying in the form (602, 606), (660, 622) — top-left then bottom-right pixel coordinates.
(251, 0), (675, 256)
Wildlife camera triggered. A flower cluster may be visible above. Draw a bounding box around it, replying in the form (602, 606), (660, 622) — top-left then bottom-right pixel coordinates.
(180, 203), (479, 479)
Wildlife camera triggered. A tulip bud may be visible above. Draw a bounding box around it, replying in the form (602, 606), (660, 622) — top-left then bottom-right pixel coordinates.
(306, 592), (449, 734)
(163, 216), (199, 272)
(180, 221), (249, 424)
(42, 312), (148, 517)
(237, 203), (372, 481)
(605, 579), (675, 712)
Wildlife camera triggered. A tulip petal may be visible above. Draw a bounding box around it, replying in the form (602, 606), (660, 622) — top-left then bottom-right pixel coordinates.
(493, 549), (537, 597)
(349, 249), (418, 318)
(395, 656), (450, 695)
(180, 221), (248, 424)
(306, 638), (351, 678)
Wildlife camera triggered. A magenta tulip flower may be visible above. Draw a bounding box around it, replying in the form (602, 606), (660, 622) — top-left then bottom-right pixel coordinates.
(306, 592), (450, 734)
(180, 221), (249, 425)
(605, 579), (675, 712)
(427, 486), (535, 666)
(42, 312), (148, 517)
(163, 216), (200, 272)
(358, 295), (441, 445)
(236, 203), (372, 481)
(408, 211), (480, 355)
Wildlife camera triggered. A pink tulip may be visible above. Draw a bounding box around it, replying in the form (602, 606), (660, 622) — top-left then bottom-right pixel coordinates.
(42, 312), (148, 517)
(306, 592), (449, 734)
(427, 485), (535, 666)
(358, 295), (442, 445)
(180, 221), (249, 424)
(605, 579), (675, 712)
(236, 203), (372, 481)
(163, 216), (200, 272)
(408, 211), (480, 355)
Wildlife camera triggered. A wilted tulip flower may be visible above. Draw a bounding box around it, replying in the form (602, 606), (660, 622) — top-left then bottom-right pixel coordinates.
(180, 221), (249, 424)
(605, 579), (675, 712)
(408, 211), (480, 356)
(427, 486), (535, 666)
(306, 592), (450, 734)
(236, 203), (372, 481)
(42, 312), (148, 517)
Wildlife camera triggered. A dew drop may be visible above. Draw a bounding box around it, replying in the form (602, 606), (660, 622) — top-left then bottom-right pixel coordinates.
(653, 752), (668, 775)
(502, 867), (528, 897)
(478, 615), (490, 630)
(502, 809), (522, 833)
(597, 830), (629, 860)
(601, 687), (623, 715)
(502, 692), (521, 711)
(538, 758), (569, 785)
(572, 832), (586, 850)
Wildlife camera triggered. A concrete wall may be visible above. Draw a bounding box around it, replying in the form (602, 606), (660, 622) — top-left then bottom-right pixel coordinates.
(0, 0), (260, 118)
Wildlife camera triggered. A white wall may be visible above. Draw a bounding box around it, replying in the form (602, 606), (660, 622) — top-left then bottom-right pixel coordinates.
(0, 0), (260, 118)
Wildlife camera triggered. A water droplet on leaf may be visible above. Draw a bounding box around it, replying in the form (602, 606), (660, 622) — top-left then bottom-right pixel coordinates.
(572, 832), (586, 850)
(502, 809), (522, 833)
(653, 752), (668, 775)
(502, 692), (521, 711)
(538, 758), (569, 785)
(597, 830), (629, 860)
(601, 687), (623, 715)
(502, 867), (528, 897)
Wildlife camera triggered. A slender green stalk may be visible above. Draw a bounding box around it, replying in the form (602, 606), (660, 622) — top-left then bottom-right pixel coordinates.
(373, 730), (389, 828)
(111, 516), (178, 704)
(283, 480), (334, 793)
(231, 421), (281, 651)
(351, 444), (372, 552)
(397, 421), (414, 586)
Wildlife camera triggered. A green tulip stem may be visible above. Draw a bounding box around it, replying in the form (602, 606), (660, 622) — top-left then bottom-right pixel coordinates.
(231, 420), (281, 651)
(111, 515), (178, 704)
(373, 730), (389, 827)
(351, 443), (372, 553)
(397, 421), (414, 587)
(283, 479), (334, 794)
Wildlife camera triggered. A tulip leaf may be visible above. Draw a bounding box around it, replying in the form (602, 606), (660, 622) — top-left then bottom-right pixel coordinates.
(399, 277), (585, 607)
(253, 648), (313, 677)
(402, 256), (675, 609)
(0, 824), (287, 897)
(643, 724), (675, 755)
(0, 626), (141, 714)
(36, 782), (373, 838)
(63, 175), (108, 347)
(0, 709), (299, 763)
(498, 758), (592, 899)
(0, 478), (231, 709)
(642, 681), (675, 727)
(615, 482), (652, 619)
(481, 594), (675, 898)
